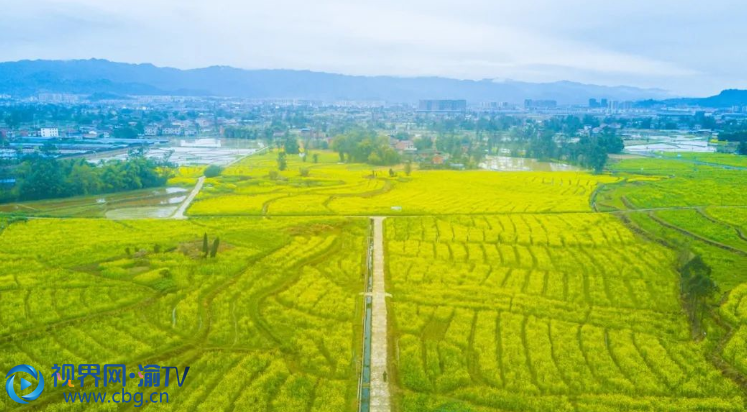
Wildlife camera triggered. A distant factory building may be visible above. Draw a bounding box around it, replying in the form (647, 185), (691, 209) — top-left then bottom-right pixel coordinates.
(418, 100), (467, 113)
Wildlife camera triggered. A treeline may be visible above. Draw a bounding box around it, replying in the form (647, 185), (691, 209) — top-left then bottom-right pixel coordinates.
(419, 134), (487, 170)
(716, 131), (747, 155)
(222, 126), (264, 140)
(416, 115), (625, 172)
(2, 154), (174, 202)
(526, 130), (624, 173)
(331, 130), (400, 165)
(718, 131), (747, 142)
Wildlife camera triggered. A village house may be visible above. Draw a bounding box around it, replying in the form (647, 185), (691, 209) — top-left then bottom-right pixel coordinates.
(394, 140), (417, 153)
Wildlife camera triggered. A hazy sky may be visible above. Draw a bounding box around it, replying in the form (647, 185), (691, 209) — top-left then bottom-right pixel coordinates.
(1, 0), (746, 96)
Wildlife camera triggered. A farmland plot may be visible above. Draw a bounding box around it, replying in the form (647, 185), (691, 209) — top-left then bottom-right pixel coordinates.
(596, 157), (747, 211)
(385, 215), (744, 411)
(0, 217), (366, 411)
(188, 151), (618, 216)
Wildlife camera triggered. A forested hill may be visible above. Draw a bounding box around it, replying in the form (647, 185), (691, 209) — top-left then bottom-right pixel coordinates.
(638, 89), (747, 108)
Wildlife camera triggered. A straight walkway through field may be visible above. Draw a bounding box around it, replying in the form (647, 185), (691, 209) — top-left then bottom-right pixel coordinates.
(173, 176), (205, 219)
(370, 216), (391, 412)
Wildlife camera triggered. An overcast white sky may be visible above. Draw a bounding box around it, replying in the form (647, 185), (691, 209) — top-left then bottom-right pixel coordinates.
(1, 0), (745, 96)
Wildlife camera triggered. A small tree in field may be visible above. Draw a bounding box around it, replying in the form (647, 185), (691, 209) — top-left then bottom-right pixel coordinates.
(203, 233), (209, 256)
(680, 255), (718, 335)
(204, 165), (223, 178)
(277, 152), (287, 171)
(284, 137), (300, 154)
(404, 161), (412, 176)
(210, 237), (220, 258)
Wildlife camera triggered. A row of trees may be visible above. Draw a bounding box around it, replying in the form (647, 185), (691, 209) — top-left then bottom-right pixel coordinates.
(420, 133), (487, 169)
(413, 116), (624, 172)
(524, 128), (624, 173)
(713, 131), (747, 155)
(331, 130), (400, 165)
(223, 126), (269, 140)
(3, 153), (173, 202)
(716, 131), (747, 142)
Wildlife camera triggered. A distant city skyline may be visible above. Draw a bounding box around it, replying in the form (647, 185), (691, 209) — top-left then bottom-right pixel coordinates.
(1, 0), (746, 97)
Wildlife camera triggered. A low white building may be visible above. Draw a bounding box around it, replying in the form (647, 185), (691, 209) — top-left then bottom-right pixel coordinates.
(144, 126), (160, 136)
(40, 127), (59, 138)
(161, 126), (182, 136)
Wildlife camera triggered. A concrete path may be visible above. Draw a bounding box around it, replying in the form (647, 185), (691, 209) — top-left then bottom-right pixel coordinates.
(171, 147), (265, 220)
(173, 176), (205, 219)
(370, 216), (391, 412)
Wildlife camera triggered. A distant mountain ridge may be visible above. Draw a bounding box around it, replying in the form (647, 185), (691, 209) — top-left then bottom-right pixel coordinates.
(0, 59), (675, 104)
(658, 89), (747, 108)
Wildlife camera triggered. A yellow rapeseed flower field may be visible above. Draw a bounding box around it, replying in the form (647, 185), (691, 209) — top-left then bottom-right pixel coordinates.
(2, 153), (746, 411)
(188, 151), (619, 216)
